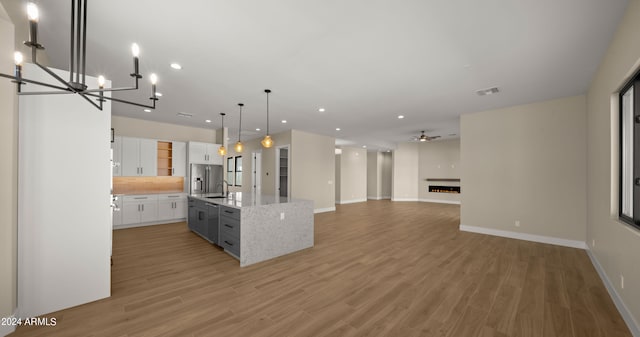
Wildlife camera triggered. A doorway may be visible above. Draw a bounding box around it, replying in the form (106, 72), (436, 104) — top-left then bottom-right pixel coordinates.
(276, 145), (290, 197)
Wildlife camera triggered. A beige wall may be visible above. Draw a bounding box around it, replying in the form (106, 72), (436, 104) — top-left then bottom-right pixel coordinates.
(260, 131), (292, 195)
(112, 115), (216, 143)
(418, 139), (461, 203)
(291, 130), (335, 211)
(586, 0), (640, 329)
(336, 147), (367, 204)
(392, 142), (419, 201)
(460, 95), (587, 241)
(0, 2), (17, 320)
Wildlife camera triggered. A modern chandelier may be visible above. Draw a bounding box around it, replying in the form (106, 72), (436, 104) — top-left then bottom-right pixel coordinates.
(0, 1), (159, 111)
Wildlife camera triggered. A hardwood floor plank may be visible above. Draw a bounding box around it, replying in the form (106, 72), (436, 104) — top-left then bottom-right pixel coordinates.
(9, 201), (632, 337)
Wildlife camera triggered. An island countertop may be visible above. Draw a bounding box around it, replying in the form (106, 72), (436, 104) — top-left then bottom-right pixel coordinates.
(189, 192), (309, 209)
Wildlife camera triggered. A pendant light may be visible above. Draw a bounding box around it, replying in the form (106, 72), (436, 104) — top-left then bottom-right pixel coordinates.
(234, 103), (244, 153)
(218, 113), (227, 156)
(261, 89), (274, 148)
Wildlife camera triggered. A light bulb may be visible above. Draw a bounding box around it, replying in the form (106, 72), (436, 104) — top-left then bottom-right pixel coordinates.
(14, 52), (23, 65)
(131, 43), (140, 57)
(234, 141), (243, 153)
(150, 73), (158, 85)
(27, 3), (39, 22)
(218, 145), (227, 156)
(261, 135), (273, 148)
(97, 75), (106, 88)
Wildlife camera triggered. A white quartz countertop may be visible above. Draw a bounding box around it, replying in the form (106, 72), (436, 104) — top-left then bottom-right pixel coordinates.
(189, 192), (310, 209)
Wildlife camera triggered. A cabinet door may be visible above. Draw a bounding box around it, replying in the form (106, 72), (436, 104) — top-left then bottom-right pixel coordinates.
(188, 142), (207, 164)
(174, 199), (187, 219)
(157, 200), (175, 221)
(112, 197), (122, 227)
(139, 138), (158, 176)
(121, 137), (140, 176)
(121, 203), (141, 225)
(172, 141), (187, 177)
(112, 136), (122, 177)
(140, 200), (158, 223)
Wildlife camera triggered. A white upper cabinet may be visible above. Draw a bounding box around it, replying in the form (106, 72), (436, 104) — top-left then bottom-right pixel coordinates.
(172, 141), (187, 176)
(121, 137), (158, 176)
(112, 136), (122, 177)
(188, 141), (223, 165)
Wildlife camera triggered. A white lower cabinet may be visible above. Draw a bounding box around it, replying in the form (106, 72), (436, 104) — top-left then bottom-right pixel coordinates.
(121, 195), (159, 226)
(118, 194), (187, 228)
(157, 194), (187, 221)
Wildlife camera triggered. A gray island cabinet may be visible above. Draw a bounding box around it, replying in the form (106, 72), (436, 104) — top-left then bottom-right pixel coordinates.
(187, 192), (314, 267)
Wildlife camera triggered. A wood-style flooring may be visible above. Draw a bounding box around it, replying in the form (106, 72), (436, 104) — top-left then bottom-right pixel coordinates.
(11, 200), (632, 337)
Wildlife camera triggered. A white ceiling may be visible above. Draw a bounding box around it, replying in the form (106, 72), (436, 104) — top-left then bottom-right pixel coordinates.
(18, 0), (630, 150)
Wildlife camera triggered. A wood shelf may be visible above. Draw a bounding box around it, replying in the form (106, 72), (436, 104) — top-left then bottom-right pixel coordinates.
(157, 141), (173, 177)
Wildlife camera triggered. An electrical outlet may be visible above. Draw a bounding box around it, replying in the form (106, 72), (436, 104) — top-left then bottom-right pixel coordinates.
(515, 220), (520, 227)
(592, 239), (596, 247)
(280, 212), (285, 220)
(621, 275), (624, 289)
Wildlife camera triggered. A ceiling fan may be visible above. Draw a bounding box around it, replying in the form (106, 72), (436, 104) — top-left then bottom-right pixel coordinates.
(412, 131), (441, 142)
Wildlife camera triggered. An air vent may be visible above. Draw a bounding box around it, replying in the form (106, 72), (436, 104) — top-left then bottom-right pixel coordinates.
(176, 112), (193, 118)
(476, 87), (500, 96)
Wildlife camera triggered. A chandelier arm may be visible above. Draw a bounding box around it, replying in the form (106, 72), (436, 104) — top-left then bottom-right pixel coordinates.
(81, 0), (88, 86)
(84, 92), (157, 109)
(0, 73), (74, 92)
(18, 90), (75, 96)
(83, 85), (141, 93)
(77, 91), (103, 110)
(34, 62), (81, 93)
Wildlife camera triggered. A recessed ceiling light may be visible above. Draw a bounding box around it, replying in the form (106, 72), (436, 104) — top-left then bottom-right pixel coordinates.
(387, 150), (391, 153)
(155, 92), (163, 97)
(318, 108), (325, 112)
(143, 109), (151, 112)
(362, 145), (367, 148)
(205, 119), (212, 123)
(281, 120), (287, 124)
(256, 128), (261, 131)
(335, 128), (341, 131)
(170, 63), (182, 70)
(398, 115), (404, 119)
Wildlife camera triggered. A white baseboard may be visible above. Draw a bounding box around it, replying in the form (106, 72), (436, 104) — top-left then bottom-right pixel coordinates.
(419, 198), (461, 205)
(337, 199), (367, 205)
(459, 224), (588, 249)
(368, 196), (392, 200)
(314, 207), (336, 214)
(391, 198), (419, 202)
(113, 218), (186, 230)
(0, 311), (17, 337)
(587, 249), (640, 337)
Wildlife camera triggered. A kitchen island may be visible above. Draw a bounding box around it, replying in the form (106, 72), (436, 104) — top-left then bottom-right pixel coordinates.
(188, 192), (314, 267)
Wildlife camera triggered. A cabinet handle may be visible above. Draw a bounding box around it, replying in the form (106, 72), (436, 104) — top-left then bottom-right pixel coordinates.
(137, 204), (140, 211)
(224, 240), (233, 246)
(141, 167), (143, 175)
(142, 204), (144, 211)
(224, 210), (234, 214)
(172, 168), (175, 175)
(206, 204), (218, 208)
(224, 224), (233, 228)
(134, 197), (147, 200)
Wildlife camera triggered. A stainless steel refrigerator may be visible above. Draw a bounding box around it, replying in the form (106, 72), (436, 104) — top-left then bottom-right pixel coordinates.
(190, 164), (223, 194)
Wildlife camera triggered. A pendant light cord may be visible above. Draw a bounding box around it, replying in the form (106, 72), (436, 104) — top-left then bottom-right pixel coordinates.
(238, 103), (243, 142)
(265, 89), (271, 135)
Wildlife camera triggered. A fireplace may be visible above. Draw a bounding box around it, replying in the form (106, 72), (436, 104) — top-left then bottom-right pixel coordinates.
(428, 185), (460, 194)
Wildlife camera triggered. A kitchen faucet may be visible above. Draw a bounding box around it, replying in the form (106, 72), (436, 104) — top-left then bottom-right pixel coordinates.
(215, 180), (230, 197)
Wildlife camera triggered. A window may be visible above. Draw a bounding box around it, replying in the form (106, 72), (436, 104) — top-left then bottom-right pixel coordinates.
(227, 157), (234, 185)
(235, 156), (242, 187)
(620, 72), (640, 230)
